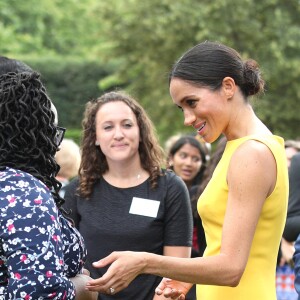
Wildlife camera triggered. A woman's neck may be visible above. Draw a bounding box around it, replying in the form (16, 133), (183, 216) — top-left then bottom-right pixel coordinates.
(225, 104), (271, 141)
(103, 160), (149, 188)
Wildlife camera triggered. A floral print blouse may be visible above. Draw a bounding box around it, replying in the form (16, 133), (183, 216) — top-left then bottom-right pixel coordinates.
(0, 167), (87, 299)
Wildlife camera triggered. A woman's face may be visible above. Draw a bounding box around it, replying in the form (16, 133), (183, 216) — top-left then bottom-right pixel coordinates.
(95, 101), (140, 164)
(169, 78), (230, 143)
(169, 143), (202, 186)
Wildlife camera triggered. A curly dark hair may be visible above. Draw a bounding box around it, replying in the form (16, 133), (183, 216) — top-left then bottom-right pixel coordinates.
(79, 91), (165, 198)
(0, 62), (65, 208)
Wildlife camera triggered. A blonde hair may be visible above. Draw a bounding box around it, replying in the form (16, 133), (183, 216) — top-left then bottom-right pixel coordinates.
(55, 139), (81, 179)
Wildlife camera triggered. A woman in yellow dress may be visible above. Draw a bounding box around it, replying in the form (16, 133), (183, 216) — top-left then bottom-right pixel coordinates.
(85, 41), (288, 300)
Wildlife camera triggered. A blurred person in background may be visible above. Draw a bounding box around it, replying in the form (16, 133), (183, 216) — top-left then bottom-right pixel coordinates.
(276, 140), (300, 299)
(284, 140), (300, 168)
(55, 138), (81, 198)
(167, 135), (207, 192)
(291, 153), (300, 300)
(0, 56), (97, 299)
(63, 91), (193, 300)
(164, 133), (183, 160)
(285, 152), (300, 300)
(167, 135), (208, 300)
(284, 152), (300, 244)
(167, 135), (207, 256)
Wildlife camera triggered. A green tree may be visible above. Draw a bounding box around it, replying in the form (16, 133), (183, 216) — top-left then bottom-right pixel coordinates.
(0, 0), (100, 56)
(25, 57), (112, 128)
(0, 0), (113, 136)
(92, 0), (300, 141)
(1, 0), (299, 142)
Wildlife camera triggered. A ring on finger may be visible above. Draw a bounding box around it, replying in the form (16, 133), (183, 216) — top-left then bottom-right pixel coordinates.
(109, 287), (115, 294)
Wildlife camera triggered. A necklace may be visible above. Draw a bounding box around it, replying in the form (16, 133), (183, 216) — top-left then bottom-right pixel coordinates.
(137, 174), (141, 180)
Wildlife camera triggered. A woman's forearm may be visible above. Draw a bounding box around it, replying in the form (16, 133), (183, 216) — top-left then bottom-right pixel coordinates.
(144, 252), (242, 287)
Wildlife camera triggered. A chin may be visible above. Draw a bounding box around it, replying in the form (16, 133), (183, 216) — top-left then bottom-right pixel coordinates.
(202, 134), (219, 144)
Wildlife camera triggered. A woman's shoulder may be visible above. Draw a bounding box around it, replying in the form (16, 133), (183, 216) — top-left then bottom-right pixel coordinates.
(1, 167), (29, 179)
(159, 169), (187, 189)
(0, 167), (46, 189)
(231, 139), (276, 168)
(160, 168), (177, 181)
(227, 135), (284, 161)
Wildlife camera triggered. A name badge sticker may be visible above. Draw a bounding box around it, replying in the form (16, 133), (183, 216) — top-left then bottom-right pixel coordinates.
(129, 197), (160, 218)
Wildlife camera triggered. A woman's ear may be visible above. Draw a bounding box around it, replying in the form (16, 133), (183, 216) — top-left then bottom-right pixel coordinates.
(222, 77), (236, 100)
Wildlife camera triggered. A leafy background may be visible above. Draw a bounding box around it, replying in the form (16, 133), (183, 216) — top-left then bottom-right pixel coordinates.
(1, 0), (299, 145)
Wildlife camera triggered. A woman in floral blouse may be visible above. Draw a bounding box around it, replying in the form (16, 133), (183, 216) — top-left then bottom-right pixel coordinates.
(0, 56), (97, 300)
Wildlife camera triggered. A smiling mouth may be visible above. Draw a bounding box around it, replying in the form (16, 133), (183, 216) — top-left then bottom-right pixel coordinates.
(196, 122), (206, 131)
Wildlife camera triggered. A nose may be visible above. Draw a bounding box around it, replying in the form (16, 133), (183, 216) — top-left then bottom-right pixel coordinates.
(114, 126), (124, 139)
(183, 110), (196, 127)
(184, 157), (193, 166)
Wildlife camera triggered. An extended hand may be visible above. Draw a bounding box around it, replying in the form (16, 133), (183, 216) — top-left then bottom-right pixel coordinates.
(86, 251), (146, 295)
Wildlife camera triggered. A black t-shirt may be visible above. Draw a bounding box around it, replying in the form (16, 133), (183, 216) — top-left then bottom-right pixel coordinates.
(63, 170), (193, 300)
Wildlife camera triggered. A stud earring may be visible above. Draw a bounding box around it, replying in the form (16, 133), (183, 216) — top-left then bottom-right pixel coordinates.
(95, 141), (100, 146)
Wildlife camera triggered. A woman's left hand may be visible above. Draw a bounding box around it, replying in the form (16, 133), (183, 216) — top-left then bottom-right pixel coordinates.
(155, 277), (190, 300)
(85, 251), (146, 294)
(70, 274), (98, 300)
(82, 268), (91, 276)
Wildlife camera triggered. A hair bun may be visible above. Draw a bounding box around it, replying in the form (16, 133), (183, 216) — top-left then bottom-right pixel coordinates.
(242, 59), (265, 96)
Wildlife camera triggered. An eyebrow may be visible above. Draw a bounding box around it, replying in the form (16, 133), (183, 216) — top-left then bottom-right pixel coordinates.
(175, 94), (198, 107)
(182, 94), (198, 101)
(101, 118), (134, 124)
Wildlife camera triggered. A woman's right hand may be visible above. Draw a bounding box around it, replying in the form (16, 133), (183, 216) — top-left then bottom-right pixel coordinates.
(71, 274), (98, 300)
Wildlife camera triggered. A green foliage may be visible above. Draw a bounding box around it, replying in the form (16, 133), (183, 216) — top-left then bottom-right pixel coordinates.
(24, 56), (113, 129)
(0, 0), (100, 56)
(0, 0), (299, 142)
(92, 0), (300, 141)
(64, 128), (82, 146)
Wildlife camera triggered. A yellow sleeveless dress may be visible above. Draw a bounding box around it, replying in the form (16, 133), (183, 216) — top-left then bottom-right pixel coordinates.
(197, 135), (288, 300)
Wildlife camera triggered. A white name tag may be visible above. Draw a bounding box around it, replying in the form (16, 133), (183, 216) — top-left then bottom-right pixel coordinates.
(129, 197), (160, 218)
